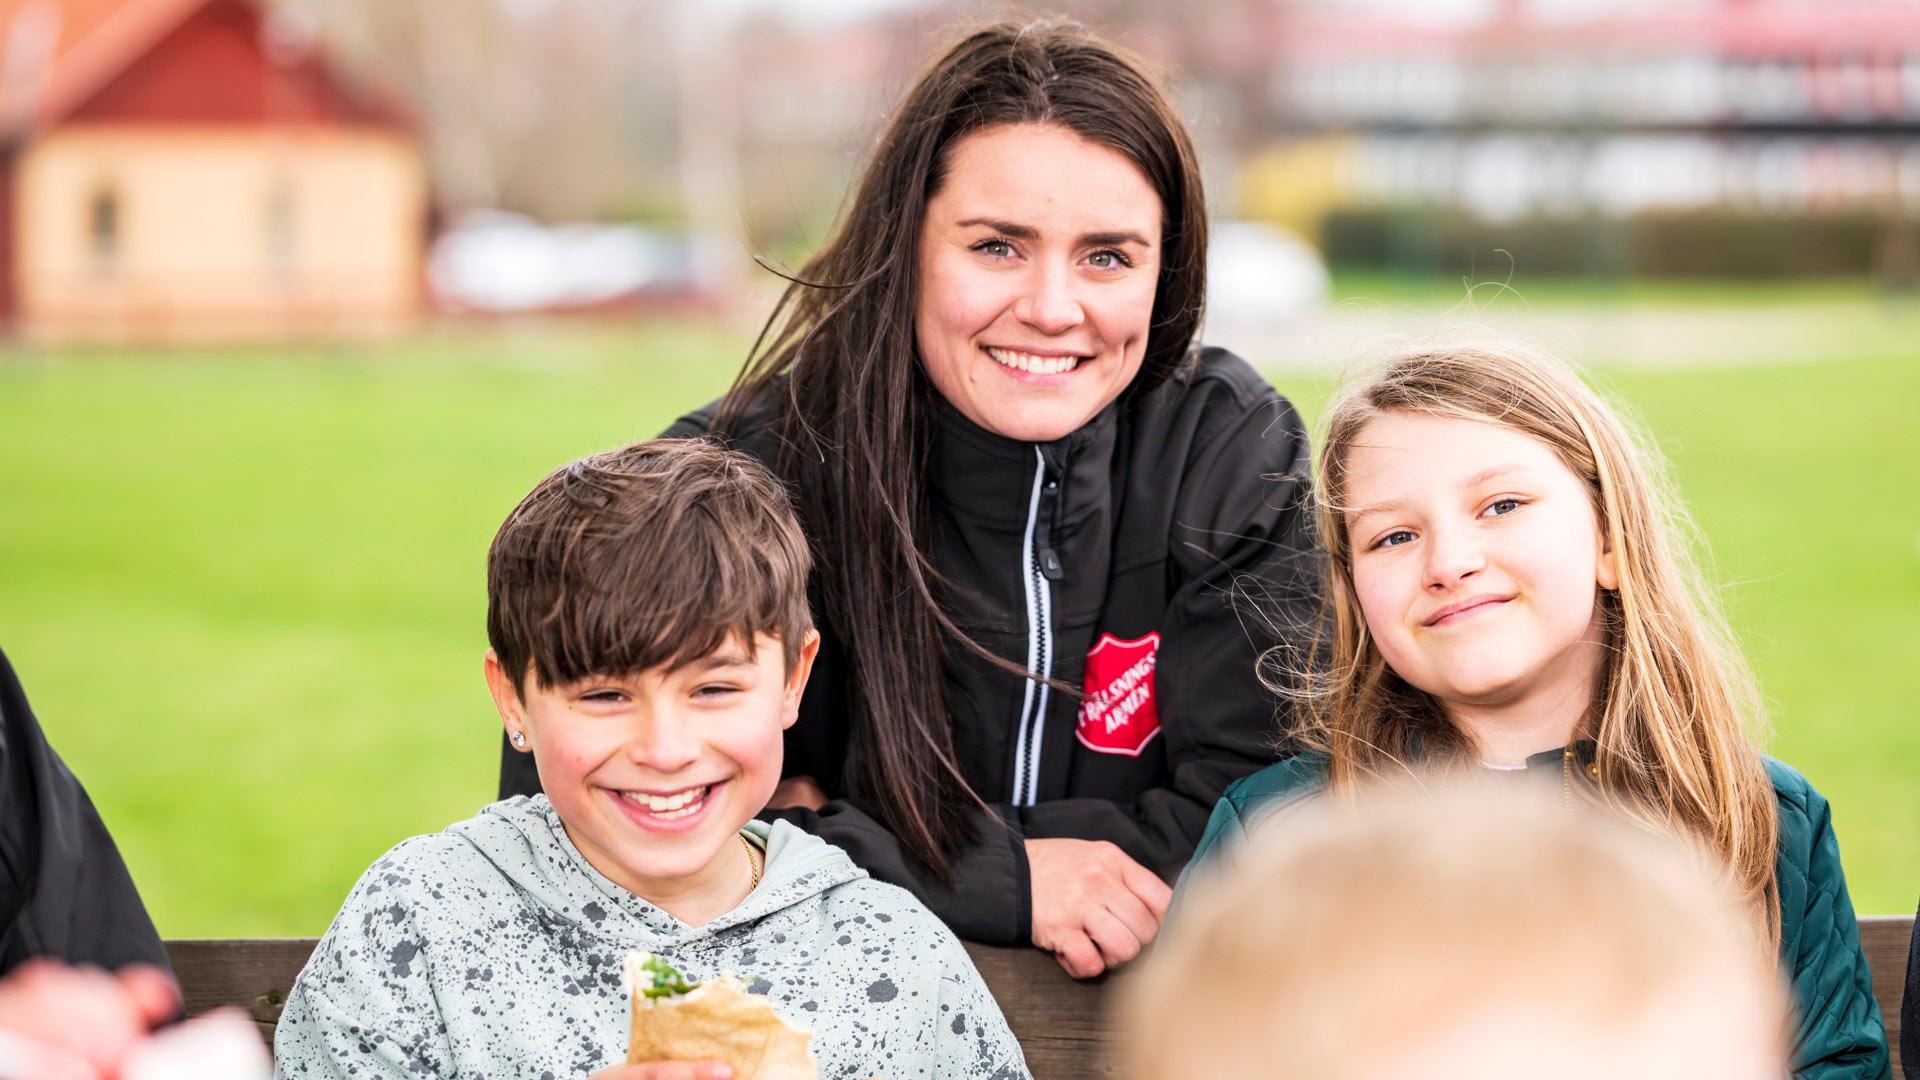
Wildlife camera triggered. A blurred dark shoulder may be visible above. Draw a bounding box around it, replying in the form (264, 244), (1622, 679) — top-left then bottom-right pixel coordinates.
(1136, 343), (1298, 437)
(658, 383), (789, 466)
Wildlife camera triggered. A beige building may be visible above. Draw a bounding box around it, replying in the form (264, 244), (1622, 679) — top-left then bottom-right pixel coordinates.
(0, 0), (428, 343)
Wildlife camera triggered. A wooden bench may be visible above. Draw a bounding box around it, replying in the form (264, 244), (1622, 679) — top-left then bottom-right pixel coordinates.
(168, 916), (1914, 1078)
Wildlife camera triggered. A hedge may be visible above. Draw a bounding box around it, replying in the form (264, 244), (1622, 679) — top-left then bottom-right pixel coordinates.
(1318, 205), (1920, 280)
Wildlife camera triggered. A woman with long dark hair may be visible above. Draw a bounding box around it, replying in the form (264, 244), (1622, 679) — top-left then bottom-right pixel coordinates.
(501, 17), (1322, 978)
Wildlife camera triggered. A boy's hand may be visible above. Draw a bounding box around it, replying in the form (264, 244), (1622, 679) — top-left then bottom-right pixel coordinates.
(766, 775), (828, 811)
(1025, 838), (1171, 979)
(591, 1064), (732, 1080)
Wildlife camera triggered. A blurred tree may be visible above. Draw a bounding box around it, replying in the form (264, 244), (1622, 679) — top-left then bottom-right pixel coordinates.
(266, 0), (1290, 270)
(274, 0), (684, 222)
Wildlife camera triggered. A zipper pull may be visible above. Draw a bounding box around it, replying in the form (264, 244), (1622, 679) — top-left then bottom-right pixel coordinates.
(1038, 545), (1063, 580)
(1038, 475), (1064, 579)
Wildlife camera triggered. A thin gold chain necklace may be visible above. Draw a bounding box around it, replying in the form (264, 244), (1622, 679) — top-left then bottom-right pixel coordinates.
(739, 833), (763, 891)
(1562, 743), (1600, 815)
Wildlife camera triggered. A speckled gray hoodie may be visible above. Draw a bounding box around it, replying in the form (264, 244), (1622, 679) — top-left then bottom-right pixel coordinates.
(274, 796), (1030, 1080)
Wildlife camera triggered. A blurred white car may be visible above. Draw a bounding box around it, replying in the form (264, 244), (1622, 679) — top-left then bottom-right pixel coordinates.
(1205, 220), (1330, 328)
(428, 210), (708, 314)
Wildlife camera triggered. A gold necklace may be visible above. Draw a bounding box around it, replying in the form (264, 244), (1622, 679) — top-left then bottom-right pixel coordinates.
(739, 833), (763, 892)
(1562, 743), (1601, 815)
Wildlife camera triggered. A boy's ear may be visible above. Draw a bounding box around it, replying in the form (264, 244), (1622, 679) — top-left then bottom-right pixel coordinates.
(483, 649), (531, 750)
(781, 629), (822, 730)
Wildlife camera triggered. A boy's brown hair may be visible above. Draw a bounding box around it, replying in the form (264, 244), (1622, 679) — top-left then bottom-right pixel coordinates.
(486, 438), (813, 695)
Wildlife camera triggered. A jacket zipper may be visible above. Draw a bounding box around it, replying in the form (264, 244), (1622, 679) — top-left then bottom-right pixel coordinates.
(1011, 448), (1057, 807)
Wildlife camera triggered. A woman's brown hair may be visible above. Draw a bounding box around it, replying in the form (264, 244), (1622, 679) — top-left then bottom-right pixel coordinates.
(1300, 343), (1782, 947)
(716, 18), (1208, 878)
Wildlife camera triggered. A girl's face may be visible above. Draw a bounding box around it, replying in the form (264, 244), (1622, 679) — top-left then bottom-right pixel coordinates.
(486, 632), (817, 913)
(914, 123), (1163, 443)
(1342, 412), (1619, 721)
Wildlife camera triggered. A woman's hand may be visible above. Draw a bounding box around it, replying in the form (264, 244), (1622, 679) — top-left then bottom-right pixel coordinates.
(1025, 838), (1172, 979)
(590, 1063), (733, 1080)
(766, 775), (828, 811)
(0, 959), (179, 1078)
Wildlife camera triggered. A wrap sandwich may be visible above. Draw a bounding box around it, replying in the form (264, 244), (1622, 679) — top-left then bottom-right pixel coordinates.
(624, 952), (819, 1079)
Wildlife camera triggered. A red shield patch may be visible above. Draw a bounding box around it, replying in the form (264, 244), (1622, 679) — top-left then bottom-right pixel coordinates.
(1076, 632), (1162, 757)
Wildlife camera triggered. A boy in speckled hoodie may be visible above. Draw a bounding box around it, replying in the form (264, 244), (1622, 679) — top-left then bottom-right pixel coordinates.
(275, 439), (1030, 1080)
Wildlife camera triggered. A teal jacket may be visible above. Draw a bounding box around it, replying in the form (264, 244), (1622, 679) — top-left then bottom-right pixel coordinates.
(1182, 750), (1890, 1080)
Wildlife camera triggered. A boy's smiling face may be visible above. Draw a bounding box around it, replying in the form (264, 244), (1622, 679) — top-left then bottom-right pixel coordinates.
(487, 630), (818, 917)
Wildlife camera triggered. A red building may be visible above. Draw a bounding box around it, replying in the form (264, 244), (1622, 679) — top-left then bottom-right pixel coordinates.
(0, 0), (428, 342)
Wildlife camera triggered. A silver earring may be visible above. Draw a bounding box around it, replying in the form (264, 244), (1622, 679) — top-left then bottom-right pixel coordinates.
(511, 731), (527, 749)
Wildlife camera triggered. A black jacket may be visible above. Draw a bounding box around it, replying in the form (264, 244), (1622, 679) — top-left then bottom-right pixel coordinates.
(0, 647), (170, 975)
(500, 347), (1321, 944)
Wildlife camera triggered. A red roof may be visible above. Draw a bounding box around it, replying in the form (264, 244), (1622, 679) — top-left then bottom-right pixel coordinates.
(0, 0), (411, 138)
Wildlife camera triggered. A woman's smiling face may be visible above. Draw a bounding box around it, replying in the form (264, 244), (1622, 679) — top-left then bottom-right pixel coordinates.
(914, 123), (1163, 443)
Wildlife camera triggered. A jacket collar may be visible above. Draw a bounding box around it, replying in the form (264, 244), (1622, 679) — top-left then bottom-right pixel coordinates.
(1512, 739), (1600, 779)
(461, 797), (865, 950)
(928, 398), (1120, 527)
(1404, 735), (1599, 780)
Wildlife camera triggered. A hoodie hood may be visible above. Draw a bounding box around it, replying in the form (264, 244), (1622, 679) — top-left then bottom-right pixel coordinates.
(452, 795), (866, 949)
(276, 797), (1032, 1079)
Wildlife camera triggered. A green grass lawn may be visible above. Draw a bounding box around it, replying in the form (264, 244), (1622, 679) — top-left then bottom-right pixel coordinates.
(0, 314), (1914, 937)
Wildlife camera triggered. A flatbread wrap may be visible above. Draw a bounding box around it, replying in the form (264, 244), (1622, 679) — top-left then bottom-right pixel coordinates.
(624, 952), (819, 1080)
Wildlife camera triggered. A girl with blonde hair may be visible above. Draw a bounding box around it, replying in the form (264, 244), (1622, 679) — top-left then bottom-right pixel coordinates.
(1182, 343), (1888, 1077)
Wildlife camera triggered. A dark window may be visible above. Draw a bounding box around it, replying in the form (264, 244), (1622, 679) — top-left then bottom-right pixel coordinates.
(89, 187), (118, 260)
(265, 180), (296, 269)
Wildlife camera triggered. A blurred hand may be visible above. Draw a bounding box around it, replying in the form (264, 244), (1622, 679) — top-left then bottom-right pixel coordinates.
(1026, 838), (1171, 979)
(766, 775), (828, 812)
(0, 960), (179, 1079)
(121, 1008), (271, 1080)
(590, 1063), (733, 1080)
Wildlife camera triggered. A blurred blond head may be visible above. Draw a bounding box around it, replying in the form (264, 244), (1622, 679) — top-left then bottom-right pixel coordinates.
(1121, 781), (1789, 1079)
